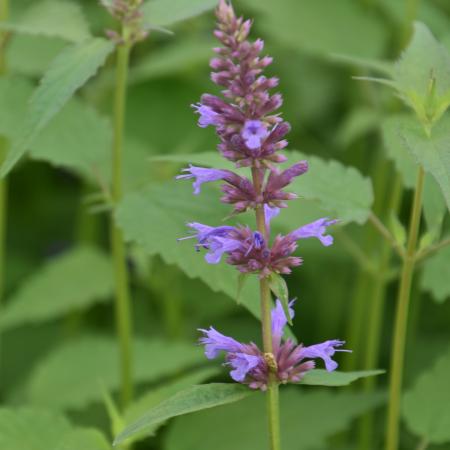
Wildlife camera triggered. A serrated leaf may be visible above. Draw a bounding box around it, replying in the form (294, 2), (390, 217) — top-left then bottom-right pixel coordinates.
(289, 151), (374, 224)
(166, 389), (385, 450)
(382, 114), (447, 235)
(0, 37), (114, 177)
(400, 115), (450, 210)
(268, 273), (291, 325)
(0, 0), (91, 43)
(142, 0), (217, 27)
(394, 22), (450, 121)
(0, 408), (111, 450)
(28, 97), (111, 178)
(301, 369), (385, 386)
(0, 246), (113, 332)
(115, 384), (253, 445)
(123, 367), (219, 442)
(26, 335), (204, 410)
(243, 0), (387, 59)
(403, 347), (450, 443)
(421, 245), (450, 303)
(116, 181), (260, 318)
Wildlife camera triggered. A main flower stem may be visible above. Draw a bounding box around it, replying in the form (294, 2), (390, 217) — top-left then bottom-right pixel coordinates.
(385, 166), (425, 450)
(252, 168), (281, 450)
(111, 37), (134, 408)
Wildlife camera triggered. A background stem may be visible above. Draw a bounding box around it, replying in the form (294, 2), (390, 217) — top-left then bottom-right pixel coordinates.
(385, 166), (425, 450)
(111, 40), (134, 409)
(252, 168), (281, 450)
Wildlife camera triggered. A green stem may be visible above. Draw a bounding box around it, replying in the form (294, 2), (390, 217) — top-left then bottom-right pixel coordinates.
(252, 168), (281, 450)
(385, 166), (425, 450)
(358, 174), (403, 450)
(0, 0), (10, 388)
(111, 38), (134, 409)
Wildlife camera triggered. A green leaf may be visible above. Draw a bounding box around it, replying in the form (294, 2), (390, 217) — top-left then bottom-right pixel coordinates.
(0, 37), (114, 177)
(403, 347), (450, 443)
(243, 0), (387, 59)
(301, 369), (385, 386)
(166, 389), (385, 450)
(236, 273), (249, 305)
(382, 114), (447, 235)
(0, 246), (113, 332)
(0, 0), (91, 43)
(123, 367), (219, 442)
(116, 181), (261, 318)
(0, 76), (34, 141)
(142, 0), (217, 27)
(289, 151), (374, 224)
(0, 408), (111, 450)
(268, 273), (291, 325)
(26, 335), (204, 410)
(394, 22), (450, 124)
(5, 35), (66, 77)
(114, 384), (253, 445)
(28, 97), (111, 179)
(421, 245), (450, 303)
(400, 115), (450, 210)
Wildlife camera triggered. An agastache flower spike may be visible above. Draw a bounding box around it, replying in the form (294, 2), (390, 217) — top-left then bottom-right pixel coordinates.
(199, 300), (350, 390)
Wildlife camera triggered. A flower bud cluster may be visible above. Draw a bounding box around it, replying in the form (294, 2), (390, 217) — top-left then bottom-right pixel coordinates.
(101, 0), (149, 45)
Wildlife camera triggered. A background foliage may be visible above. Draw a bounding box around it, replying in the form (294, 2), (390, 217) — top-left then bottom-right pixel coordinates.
(0, 0), (449, 449)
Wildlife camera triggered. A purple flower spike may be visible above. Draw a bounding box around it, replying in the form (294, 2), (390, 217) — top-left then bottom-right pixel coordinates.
(242, 120), (269, 150)
(176, 165), (229, 194)
(302, 340), (351, 372)
(192, 103), (221, 128)
(198, 300), (349, 390)
(289, 218), (338, 246)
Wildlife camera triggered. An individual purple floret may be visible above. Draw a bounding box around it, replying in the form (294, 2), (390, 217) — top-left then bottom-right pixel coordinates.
(192, 0), (290, 168)
(199, 300), (350, 390)
(180, 217), (336, 277)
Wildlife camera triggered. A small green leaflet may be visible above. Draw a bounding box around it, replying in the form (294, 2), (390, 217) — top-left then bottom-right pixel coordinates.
(268, 273), (292, 325)
(0, 38), (114, 177)
(114, 384), (253, 445)
(301, 369), (385, 386)
(0, 0), (91, 43)
(403, 347), (450, 444)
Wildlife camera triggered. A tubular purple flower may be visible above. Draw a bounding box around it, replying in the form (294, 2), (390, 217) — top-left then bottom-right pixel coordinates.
(301, 340), (351, 372)
(289, 218), (338, 247)
(192, 103), (221, 128)
(199, 326), (244, 358)
(176, 165), (230, 195)
(241, 120), (269, 150)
